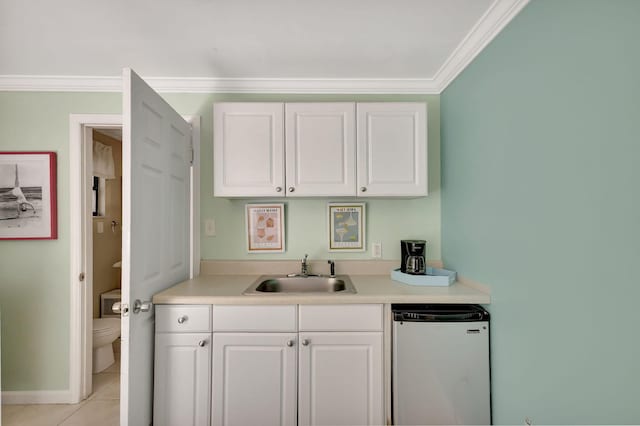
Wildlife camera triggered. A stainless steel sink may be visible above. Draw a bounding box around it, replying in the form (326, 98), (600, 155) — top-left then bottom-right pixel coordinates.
(243, 275), (357, 295)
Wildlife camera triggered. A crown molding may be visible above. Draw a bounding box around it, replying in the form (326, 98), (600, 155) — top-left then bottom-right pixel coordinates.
(0, 75), (440, 94)
(434, 0), (530, 91)
(0, 75), (122, 92)
(0, 0), (529, 95)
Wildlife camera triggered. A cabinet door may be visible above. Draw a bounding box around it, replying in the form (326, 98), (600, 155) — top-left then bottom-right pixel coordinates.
(298, 332), (383, 426)
(153, 333), (211, 426)
(214, 102), (285, 196)
(357, 102), (427, 196)
(285, 103), (356, 196)
(212, 333), (297, 426)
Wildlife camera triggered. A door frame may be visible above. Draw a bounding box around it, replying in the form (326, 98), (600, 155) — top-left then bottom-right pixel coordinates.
(68, 113), (200, 403)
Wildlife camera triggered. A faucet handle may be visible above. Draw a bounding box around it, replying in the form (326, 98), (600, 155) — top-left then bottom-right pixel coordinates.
(327, 260), (335, 277)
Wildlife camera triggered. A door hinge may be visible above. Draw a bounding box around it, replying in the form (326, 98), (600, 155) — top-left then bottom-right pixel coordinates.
(188, 134), (194, 165)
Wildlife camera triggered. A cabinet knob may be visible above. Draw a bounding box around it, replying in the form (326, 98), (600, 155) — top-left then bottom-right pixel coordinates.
(198, 340), (207, 347)
(360, 186), (367, 192)
(288, 187), (295, 193)
(177, 315), (188, 324)
(286, 340), (294, 347)
(275, 186), (282, 193)
(301, 339), (310, 346)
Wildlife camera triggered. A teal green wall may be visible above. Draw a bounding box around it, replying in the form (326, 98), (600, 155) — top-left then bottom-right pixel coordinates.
(441, 1), (640, 424)
(0, 92), (439, 391)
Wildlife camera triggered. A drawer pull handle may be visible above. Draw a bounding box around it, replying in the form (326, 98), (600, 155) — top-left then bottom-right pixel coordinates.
(177, 316), (188, 324)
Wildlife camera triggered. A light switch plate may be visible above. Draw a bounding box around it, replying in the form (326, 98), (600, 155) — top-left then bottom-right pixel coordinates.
(205, 218), (216, 237)
(372, 242), (382, 258)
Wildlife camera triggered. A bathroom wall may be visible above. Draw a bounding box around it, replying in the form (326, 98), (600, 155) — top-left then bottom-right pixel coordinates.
(91, 130), (122, 318)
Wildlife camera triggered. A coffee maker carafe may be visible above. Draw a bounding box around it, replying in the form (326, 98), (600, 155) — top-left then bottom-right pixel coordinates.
(401, 240), (426, 275)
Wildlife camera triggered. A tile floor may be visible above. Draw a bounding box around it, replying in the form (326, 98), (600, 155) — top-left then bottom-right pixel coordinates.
(2, 347), (120, 426)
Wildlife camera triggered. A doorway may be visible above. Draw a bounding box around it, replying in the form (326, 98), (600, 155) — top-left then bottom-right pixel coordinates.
(68, 116), (125, 408)
(90, 127), (123, 405)
(69, 113), (201, 413)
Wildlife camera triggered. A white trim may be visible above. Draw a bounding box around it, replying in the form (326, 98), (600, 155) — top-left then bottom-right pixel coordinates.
(434, 0), (530, 90)
(0, 75), (440, 94)
(185, 115), (202, 278)
(2, 390), (72, 405)
(0, 1), (530, 95)
(0, 75), (122, 92)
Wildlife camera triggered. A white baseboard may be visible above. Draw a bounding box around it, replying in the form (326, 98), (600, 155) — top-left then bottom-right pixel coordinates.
(1, 390), (72, 405)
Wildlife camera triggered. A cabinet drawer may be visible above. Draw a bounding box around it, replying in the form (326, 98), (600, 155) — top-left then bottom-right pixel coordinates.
(156, 305), (212, 333)
(212, 305), (297, 332)
(299, 304), (383, 331)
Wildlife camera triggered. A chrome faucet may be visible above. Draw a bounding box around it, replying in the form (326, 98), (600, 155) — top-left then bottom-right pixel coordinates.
(301, 254), (309, 276)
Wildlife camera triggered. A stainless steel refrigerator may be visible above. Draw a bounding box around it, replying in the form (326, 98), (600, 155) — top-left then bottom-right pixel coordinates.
(392, 304), (491, 425)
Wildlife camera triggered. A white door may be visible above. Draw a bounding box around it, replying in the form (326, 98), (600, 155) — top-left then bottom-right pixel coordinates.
(285, 102), (356, 196)
(212, 333), (297, 426)
(356, 102), (427, 196)
(120, 68), (192, 426)
(213, 102), (285, 197)
(298, 332), (384, 426)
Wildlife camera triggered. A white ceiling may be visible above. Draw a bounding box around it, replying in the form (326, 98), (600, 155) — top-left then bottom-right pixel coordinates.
(0, 0), (529, 93)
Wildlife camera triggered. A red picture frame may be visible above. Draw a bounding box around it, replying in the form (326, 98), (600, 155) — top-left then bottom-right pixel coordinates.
(0, 151), (57, 240)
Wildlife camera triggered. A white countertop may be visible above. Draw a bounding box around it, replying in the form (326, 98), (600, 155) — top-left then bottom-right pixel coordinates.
(152, 273), (490, 305)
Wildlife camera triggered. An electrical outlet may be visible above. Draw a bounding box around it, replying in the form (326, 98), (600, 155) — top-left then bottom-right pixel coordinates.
(204, 218), (216, 237)
(372, 242), (382, 258)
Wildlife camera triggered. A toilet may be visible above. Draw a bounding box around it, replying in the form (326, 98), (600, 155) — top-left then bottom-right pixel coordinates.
(93, 318), (120, 373)
(93, 288), (122, 373)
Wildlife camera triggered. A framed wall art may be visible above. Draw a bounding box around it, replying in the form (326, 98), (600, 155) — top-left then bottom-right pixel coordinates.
(328, 202), (365, 252)
(0, 152), (57, 240)
(246, 203), (285, 253)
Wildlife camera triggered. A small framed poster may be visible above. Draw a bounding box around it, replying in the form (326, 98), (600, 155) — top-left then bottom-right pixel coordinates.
(328, 202), (365, 252)
(246, 203), (285, 253)
(0, 152), (57, 240)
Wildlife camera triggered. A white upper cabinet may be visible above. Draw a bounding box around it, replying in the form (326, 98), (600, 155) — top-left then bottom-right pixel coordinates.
(214, 101), (427, 197)
(285, 103), (356, 197)
(357, 102), (427, 197)
(214, 102), (285, 197)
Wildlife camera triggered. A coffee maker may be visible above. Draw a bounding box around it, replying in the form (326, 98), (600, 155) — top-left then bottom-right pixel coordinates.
(401, 240), (426, 275)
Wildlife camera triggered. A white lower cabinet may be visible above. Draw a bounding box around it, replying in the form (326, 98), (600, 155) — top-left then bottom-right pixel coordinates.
(298, 332), (383, 426)
(155, 304), (384, 426)
(154, 332), (212, 426)
(212, 333), (297, 426)
(154, 305), (212, 426)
